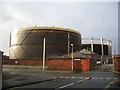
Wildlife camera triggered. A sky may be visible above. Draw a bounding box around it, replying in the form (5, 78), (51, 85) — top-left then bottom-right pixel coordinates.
(0, 0), (119, 55)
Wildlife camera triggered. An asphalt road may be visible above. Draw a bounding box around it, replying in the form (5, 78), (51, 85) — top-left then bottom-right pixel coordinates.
(14, 76), (113, 89)
(3, 68), (120, 89)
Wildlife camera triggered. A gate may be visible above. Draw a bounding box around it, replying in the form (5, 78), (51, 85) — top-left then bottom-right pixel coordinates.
(91, 56), (114, 72)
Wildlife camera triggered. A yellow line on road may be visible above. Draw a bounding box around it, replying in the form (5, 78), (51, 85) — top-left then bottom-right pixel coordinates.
(105, 80), (119, 88)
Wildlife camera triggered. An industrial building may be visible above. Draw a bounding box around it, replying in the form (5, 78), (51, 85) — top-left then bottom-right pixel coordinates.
(3, 27), (115, 71)
(82, 38), (112, 56)
(9, 27), (81, 60)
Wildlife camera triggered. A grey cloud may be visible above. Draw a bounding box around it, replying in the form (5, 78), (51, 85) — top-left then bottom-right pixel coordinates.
(0, 2), (118, 55)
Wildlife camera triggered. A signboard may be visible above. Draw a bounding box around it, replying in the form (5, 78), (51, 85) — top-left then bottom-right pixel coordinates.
(74, 59), (80, 61)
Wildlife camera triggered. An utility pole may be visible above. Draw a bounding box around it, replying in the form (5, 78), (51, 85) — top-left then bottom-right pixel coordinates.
(71, 44), (74, 71)
(43, 38), (46, 71)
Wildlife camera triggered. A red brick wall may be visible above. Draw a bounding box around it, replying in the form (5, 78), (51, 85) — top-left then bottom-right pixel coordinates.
(81, 58), (90, 71)
(48, 60), (72, 70)
(3, 59), (15, 65)
(114, 56), (120, 71)
(3, 59), (47, 66)
(73, 60), (81, 71)
(3, 58), (91, 71)
(48, 58), (90, 71)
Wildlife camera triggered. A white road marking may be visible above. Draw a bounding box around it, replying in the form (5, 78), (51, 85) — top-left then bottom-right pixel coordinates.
(65, 77), (70, 78)
(85, 77), (91, 80)
(106, 78), (111, 80)
(105, 80), (118, 88)
(77, 80), (83, 83)
(78, 77), (83, 79)
(59, 77), (64, 78)
(57, 83), (75, 89)
(113, 78), (118, 79)
(3, 69), (9, 70)
(99, 78), (104, 79)
(92, 77), (98, 79)
(59, 76), (118, 80)
(71, 77), (76, 79)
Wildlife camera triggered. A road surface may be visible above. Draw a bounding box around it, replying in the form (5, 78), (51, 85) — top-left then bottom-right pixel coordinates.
(3, 68), (120, 89)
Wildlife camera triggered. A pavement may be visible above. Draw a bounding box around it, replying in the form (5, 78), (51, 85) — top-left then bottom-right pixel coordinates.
(2, 70), (56, 89)
(3, 65), (75, 73)
(2, 65), (120, 89)
(3, 65), (48, 71)
(2, 65), (75, 89)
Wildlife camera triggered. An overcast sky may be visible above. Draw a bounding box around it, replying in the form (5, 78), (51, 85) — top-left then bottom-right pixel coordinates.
(0, 0), (119, 55)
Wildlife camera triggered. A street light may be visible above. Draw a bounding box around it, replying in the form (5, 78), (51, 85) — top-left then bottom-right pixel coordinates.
(71, 44), (74, 71)
(43, 38), (46, 71)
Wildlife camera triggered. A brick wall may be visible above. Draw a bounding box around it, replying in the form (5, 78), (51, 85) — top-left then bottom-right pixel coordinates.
(48, 60), (72, 70)
(73, 60), (82, 71)
(114, 55), (120, 71)
(80, 58), (90, 71)
(48, 58), (90, 71)
(3, 58), (91, 71)
(3, 59), (47, 66)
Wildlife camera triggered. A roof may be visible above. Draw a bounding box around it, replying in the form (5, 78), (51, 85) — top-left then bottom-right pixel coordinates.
(19, 27), (81, 35)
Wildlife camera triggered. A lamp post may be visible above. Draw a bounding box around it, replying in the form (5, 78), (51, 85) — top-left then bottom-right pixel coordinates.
(43, 38), (46, 71)
(71, 44), (74, 71)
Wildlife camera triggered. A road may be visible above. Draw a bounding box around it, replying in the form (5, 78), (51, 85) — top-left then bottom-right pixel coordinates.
(3, 68), (120, 89)
(14, 74), (118, 89)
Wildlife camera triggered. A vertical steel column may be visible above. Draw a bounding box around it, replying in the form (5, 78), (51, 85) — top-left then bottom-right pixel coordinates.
(68, 32), (70, 56)
(91, 37), (94, 52)
(9, 33), (11, 57)
(107, 40), (111, 56)
(9, 33), (11, 47)
(43, 38), (46, 71)
(107, 40), (109, 55)
(110, 42), (112, 56)
(101, 38), (104, 71)
(101, 38), (104, 55)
